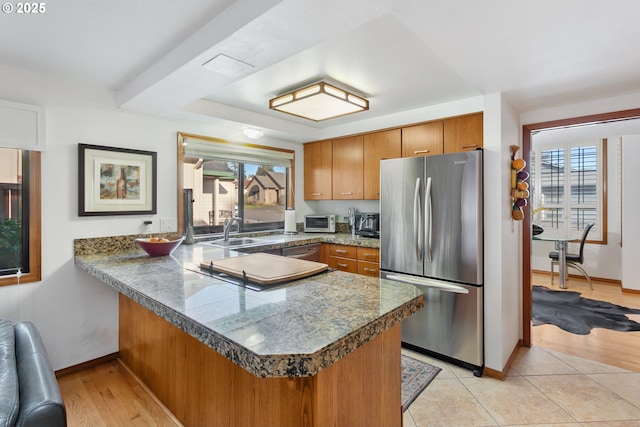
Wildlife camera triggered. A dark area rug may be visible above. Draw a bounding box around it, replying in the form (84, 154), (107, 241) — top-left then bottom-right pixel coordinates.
(401, 354), (441, 412)
(532, 285), (640, 335)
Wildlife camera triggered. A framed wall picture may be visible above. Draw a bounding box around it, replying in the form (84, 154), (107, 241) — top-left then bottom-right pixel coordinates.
(78, 143), (157, 216)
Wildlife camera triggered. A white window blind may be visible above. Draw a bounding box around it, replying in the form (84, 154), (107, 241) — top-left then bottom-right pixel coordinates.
(183, 137), (293, 167)
(0, 100), (45, 151)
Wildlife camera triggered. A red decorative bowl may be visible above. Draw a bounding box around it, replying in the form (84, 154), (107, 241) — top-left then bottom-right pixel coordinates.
(135, 236), (185, 257)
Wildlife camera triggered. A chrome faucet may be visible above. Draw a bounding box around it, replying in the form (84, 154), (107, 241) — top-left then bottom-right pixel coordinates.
(223, 217), (242, 241)
(348, 207), (356, 239)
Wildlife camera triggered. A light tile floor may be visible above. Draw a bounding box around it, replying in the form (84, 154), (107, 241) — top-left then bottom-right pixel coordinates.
(403, 346), (640, 427)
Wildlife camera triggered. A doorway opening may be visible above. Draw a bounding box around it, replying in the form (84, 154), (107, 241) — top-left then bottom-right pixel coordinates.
(522, 108), (640, 368)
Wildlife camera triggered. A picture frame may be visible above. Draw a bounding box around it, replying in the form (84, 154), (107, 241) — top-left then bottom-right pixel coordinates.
(78, 143), (157, 216)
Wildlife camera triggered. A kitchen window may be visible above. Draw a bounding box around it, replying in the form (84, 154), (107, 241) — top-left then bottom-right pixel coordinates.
(530, 138), (606, 242)
(178, 133), (294, 236)
(0, 147), (41, 286)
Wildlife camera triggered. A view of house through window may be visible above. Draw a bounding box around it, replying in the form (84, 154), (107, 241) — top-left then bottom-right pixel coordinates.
(0, 147), (27, 276)
(530, 138), (605, 241)
(181, 136), (293, 236)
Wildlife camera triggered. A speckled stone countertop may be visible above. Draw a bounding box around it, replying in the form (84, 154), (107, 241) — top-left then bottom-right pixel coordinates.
(74, 233), (422, 379)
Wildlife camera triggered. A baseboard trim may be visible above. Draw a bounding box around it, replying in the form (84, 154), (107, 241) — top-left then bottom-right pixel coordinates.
(532, 269), (621, 286)
(483, 339), (522, 381)
(55, 352), (119, 378)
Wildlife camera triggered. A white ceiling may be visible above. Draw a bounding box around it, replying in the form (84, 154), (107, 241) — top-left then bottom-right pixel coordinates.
(2, 0), (640, 142)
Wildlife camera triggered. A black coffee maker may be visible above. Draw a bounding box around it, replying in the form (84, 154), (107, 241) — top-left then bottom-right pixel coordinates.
(356, 213), (380, 238)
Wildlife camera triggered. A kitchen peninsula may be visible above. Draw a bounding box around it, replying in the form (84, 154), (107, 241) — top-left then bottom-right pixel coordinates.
(74, 234), (424, 427)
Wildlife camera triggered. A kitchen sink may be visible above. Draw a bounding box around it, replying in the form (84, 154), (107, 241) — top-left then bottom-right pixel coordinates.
(204, 238), (276, 249)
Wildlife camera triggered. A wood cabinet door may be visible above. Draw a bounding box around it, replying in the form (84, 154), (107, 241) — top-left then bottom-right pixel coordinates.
(332, 135), (363, 200)
(304, 140), (332, 200)
(363, 129), (401, 199)
(357, 247), (379, 263)
(329, 257), (358, 273)
(357, 261), (380, 277)
(401, 121), (443, 157)
(444, 113), (483, 153)
(328, 244), (357, 259)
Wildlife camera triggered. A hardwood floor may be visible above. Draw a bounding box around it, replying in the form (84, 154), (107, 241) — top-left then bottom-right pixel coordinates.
(57, 359), (182, 427)
(531, 271), (640, 372)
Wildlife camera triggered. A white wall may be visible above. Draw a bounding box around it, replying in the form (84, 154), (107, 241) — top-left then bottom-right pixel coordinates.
(0, 65), (303, 370)
(481, 93), (522, 371)
(622, 135), (640, 290)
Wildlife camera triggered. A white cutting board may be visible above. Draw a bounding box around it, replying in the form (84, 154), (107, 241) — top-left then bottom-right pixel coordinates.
(200, 252), (328, 285)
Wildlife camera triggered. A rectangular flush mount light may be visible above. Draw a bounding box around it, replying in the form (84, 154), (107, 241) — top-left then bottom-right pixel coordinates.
(269, 81), (368, 121)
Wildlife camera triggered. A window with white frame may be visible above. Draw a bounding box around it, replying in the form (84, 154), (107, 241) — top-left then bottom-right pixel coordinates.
(530, 138), (605, 241)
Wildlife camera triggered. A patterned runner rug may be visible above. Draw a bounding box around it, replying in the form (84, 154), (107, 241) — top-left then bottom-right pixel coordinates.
(401, 354), (441, 412)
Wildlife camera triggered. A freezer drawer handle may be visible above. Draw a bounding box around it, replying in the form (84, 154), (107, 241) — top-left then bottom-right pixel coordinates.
(385, 274), (469, 294)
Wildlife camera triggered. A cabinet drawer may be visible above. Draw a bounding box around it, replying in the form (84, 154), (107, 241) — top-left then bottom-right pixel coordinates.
(328, 244), (357, 259)
(357, 247), (379, 262)
(357, 261), (380, 277)
(329, 256), (358, 273)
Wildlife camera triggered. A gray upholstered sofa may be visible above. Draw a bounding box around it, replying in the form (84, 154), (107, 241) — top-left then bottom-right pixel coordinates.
(0, 319), (66, 427)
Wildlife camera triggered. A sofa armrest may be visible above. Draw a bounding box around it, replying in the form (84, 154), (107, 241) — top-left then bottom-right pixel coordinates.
(0, 319), (19, 427)
(13, 322), (66, 427)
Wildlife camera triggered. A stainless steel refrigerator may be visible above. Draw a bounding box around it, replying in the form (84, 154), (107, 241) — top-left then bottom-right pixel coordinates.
(380, 150), (484, 376)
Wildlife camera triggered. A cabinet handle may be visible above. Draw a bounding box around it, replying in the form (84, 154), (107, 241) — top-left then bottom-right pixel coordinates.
(363, 268), (377, 272)
(461, 144), (478, 149)
(312, 192), (322, 196)
(337, 263), (348, 268)
(341, 192), (353, 195)
(362, 253), (376, 259)
(414, 149), (430, 154)
(335, 250), (348, 254)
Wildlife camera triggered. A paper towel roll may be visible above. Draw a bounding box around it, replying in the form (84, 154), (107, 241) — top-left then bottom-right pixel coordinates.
(284, 209), (297, 234)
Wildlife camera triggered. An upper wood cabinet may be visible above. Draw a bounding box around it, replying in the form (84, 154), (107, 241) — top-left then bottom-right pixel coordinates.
(303, 112), (483, 200)
(363, 129), (401, 199)
(332, 135), (363, 200)
(444, 113), (483, 153)
(401, 121), (444, 157)
(304, 140), (332, 200)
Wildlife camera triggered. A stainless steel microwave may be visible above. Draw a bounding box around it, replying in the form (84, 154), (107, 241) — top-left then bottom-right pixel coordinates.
(304, 214), (336, 233)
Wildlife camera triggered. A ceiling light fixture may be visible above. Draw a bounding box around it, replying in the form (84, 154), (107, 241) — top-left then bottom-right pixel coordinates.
(243, 128), (264, 139)
(269, 81), (368, 121)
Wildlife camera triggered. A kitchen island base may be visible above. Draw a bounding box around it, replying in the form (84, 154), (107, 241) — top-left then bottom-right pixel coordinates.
(119, 294), (403, 427)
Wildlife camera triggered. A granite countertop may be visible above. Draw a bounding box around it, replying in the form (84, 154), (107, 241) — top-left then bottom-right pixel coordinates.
(74, 233), (423, 379)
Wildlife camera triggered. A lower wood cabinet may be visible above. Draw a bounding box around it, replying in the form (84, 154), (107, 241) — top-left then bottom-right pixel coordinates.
(356, 247), (380, 277)
(323, 244), (380, 277)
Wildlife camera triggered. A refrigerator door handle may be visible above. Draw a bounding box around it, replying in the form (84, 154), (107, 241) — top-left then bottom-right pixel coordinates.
(413, 178), (423, 261)
(385, 274), (470, 294)
(425, 176), (433, 262)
